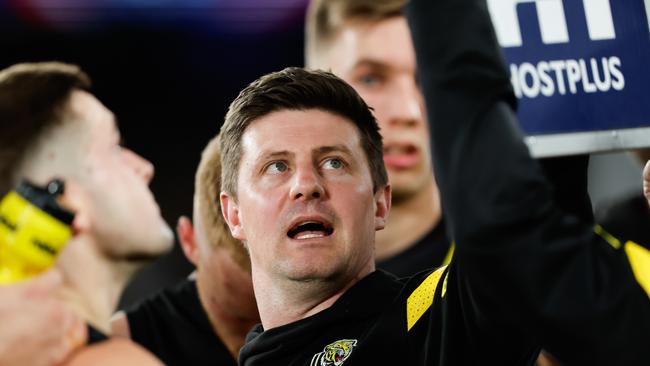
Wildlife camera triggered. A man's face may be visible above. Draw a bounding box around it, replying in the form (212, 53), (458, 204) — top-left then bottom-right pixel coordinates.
(321, 16), (433, 200)
(221, 109), (390, 284)
(69, 90), (173, 260)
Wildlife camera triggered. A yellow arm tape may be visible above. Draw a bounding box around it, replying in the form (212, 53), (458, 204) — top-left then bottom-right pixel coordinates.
(406, 265), (447, 331)
(624, 241), (650, 298)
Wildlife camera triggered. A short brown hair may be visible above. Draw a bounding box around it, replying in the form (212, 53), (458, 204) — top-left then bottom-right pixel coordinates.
(305, 0), (406, 67)
(195, 135), (249, 271)
(0, 62), (91, 196)
(219, 67), (387, 199)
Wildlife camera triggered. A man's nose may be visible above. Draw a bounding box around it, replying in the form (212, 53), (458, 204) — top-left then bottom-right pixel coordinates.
(384, 82), (424, 129)
(289, 166), (325, 201)
(123, 148), (155, 184)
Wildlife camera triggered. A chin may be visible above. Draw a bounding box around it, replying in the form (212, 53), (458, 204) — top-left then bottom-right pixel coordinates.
(151, 233), (175, 256)
(123, 231), (174, 262)
(145, 222), (174, 250)
(390, 185), (421, 201)
(391, 175), (430, 198)
(283, 263), (345, 283)
(157, 225), (175, 249)
(120, 247), (167, 263)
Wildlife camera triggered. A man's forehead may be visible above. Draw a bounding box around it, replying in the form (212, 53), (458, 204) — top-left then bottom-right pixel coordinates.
(240, 109), (362, 158)
(68, 90), (119, 139)
(328, 16), (414, 72)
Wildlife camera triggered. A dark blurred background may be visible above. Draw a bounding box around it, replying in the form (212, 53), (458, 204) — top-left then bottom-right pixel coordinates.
(0, 0), (308, 308)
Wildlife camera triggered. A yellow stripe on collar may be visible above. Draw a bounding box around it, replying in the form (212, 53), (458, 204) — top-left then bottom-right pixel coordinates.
(406, 266), (447, 331)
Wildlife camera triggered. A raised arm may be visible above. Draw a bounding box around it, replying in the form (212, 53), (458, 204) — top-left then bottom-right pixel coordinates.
(405, 0), (650, 364)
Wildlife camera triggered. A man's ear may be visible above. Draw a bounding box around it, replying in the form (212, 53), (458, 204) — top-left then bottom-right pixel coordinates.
(177, 216), (198, 266)
(58, 180), (91, 235)
(220, 192), (246, 240)
(374, 184), (392, 231)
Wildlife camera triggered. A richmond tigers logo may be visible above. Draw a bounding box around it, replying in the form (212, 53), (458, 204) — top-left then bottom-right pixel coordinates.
(310, 339), (357, 366)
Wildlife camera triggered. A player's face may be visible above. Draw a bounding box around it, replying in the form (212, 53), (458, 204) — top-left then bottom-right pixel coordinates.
(324, 16), (433, 200)
(221, 109), (390, 285)
(70, 91), (173, 260)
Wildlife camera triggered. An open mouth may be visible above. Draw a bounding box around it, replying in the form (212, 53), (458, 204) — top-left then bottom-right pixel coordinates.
(383, 143), (420, 169)
(383, 144), (418, 156)
(287, 220), (334, 240)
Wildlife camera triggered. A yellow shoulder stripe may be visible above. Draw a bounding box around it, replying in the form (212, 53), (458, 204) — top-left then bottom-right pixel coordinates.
(594, 224), (622, 250)
(406, 265), (447, 331)
(593, 225), (650, 298)
(624, 241), (650, 298)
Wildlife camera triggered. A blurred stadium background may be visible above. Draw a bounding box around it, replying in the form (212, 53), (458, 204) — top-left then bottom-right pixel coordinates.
(0, 0), (308, 307)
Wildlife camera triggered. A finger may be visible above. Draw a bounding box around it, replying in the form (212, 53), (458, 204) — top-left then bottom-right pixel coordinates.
(47, 306), (87, 364)
(67, 315), (88, 349)
(643, 160), (650, 201)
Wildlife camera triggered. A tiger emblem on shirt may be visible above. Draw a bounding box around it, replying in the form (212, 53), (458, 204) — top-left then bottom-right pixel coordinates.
(310, 339), (357, 366)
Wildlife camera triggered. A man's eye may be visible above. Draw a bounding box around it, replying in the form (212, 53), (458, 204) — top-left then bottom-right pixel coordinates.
(266, 161), (288, 174)
(323, 158), (344, 170)
(358, 74), (382, 87)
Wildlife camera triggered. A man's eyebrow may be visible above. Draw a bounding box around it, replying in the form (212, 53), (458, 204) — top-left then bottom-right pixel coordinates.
(255, 150), (293, 164)
(351, 59), (391, 73)
(315, 145), (353, 156)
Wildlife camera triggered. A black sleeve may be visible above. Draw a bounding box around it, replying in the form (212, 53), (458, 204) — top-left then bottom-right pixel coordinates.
(405, 0), (650, 365)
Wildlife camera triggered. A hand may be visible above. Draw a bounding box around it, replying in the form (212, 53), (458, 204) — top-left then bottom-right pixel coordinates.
(644, 160), (650, 208)
(0, 270), (87, 366)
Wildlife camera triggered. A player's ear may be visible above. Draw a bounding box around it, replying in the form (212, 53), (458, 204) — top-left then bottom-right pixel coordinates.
(220, 192), (246, 240)
(59, 180), (91, 236)
(374, 184), (391, 231)
(177, 216), (198, 265)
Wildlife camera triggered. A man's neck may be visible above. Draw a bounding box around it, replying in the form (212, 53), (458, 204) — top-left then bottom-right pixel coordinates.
(375, 181), (441, 261)
(56, 236), (135, 334)
(196, 271), (260, 359)
(254, 261), (374, 330)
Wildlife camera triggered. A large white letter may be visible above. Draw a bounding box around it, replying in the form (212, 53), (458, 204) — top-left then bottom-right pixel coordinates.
(536, 0), (570, 44)
(583, 0), (616, 40)
(487, 0), (526, 47)
(487, 0), (569, 47)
